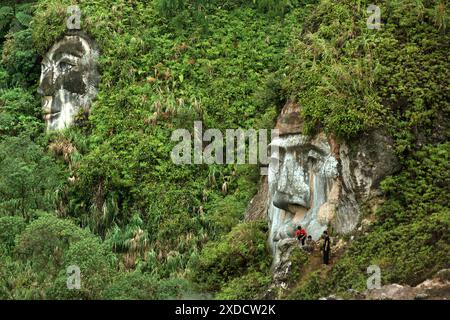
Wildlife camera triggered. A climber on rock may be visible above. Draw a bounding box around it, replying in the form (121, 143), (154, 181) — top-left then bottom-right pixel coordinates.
(295, 225), (307, 246)
(321, 230), (331, 265)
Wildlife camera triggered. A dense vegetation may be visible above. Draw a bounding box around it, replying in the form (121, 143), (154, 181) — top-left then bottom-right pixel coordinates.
(0, 0), (448, 299)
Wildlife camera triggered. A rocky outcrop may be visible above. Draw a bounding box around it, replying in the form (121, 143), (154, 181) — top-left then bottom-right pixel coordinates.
(364, 269), (450, 300)
(245, 176), (269, 222)
(322, 269), (450, 300)
(271, 238), (299, 285)
(339, 130), (399, 200)
(332, 130), (399, 234)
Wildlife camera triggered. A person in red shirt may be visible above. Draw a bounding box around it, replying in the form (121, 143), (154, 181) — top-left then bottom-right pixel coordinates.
(295, 225), (307, 246)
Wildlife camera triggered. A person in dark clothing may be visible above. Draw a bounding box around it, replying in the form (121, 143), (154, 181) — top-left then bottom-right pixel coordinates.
(321, 230), (331, 265)
(295, 225), (307, 246)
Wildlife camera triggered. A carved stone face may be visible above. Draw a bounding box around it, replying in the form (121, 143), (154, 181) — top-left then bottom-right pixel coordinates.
(268, 132), (338, 240)
(38, 34), (99, 131)
(267, 103), (340, 264)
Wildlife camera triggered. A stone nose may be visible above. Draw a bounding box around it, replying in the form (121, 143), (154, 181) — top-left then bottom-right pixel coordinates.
(37, 69), (55, 96)
(272, 193), (290, 211)
(277, 152), (298, 195)
(273, 152), (310, 210)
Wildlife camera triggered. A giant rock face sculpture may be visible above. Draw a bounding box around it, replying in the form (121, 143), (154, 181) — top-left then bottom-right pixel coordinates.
(38, 33), (99, 131)
(266, 102), (399, 271)
(267, 102), (341, 266)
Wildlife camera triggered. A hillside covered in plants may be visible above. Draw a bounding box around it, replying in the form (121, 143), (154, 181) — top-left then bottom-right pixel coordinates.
(0, 0), (448, 300)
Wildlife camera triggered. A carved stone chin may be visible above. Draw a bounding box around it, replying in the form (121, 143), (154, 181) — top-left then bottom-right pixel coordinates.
(38, 32), (99, 131)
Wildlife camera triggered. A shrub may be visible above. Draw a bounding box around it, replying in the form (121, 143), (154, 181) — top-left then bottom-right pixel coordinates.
(217, 271), (272, 300)
(102, 271), (196, 300)
(0, 88), (42, 136)
(0, 216), (26, 252)
(15, 214), (90, 273)
(47, 237), (117, 300)
(0, 135), (64, 219)
(190, 220), (270, 292)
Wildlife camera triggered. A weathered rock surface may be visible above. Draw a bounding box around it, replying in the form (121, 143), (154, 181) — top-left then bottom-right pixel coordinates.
(245, 176), (269, 221)
(339, 130), (399, 200)
(317, 269), (450, 300)
(358, 269), (450, 300)
(272, 238), (299, 284)
(365, 277), (450, 300)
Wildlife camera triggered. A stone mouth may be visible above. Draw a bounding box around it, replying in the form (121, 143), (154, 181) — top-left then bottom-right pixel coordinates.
(43, 112), (60, 121)
(42, 96), (62, 120)
(287, 204), (307, 217)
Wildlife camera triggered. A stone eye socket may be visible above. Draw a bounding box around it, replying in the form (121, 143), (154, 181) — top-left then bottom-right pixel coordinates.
(41, 63), (50, 73)
(58, 61), (74, 73)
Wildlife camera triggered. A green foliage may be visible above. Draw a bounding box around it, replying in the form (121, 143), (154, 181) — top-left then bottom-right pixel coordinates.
(0, 1), (41, 143)
(217, 270), (272, 299)
(155, 276), (198, 299)
(155, 0), (305, 18)
(11, 213), (120, 299)
(103, 271), (197, 300)
(312, 212), (450, 297)
(379, 143), (450, 224)
(282, 0), (387, 139)
(47, 237), (116, 299)
(0, 253), (45, 299)
(287, 270), (327, 300)
(0, 6), (14, 41)
(282, 0), (449, 142)
(102, 271), (159, 300)
(31, 0), (67, 55)
(1, 3), (39, 88)
(374, 5), (449, 153)
(1, 2), (35, 40)
(0, 135), (64, 219)
(286, 247), (309, 282)
(0, 88), (43, 136)
(0, 215), (26, 252)
(15, 214), (90, 272)
(190, 220), (271, 297)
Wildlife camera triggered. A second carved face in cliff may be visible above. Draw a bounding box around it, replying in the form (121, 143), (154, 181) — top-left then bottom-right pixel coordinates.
(38, 33), (99, 131)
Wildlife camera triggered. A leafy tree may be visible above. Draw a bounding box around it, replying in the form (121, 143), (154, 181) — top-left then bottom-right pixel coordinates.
(102, 271), (195, 300)
(190, 220), (270, 293)
(47, 237), (117, 300)
(0, 88), (42, 137)
(102, 271), (160, 300)
(217, 271), (272, 299)
(0, 135), (64, 220)
(0, 215), (26, 253)
(1, 2), (38, 88)
(0, 254), (45, 300)
(14, 214), (89, 272)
